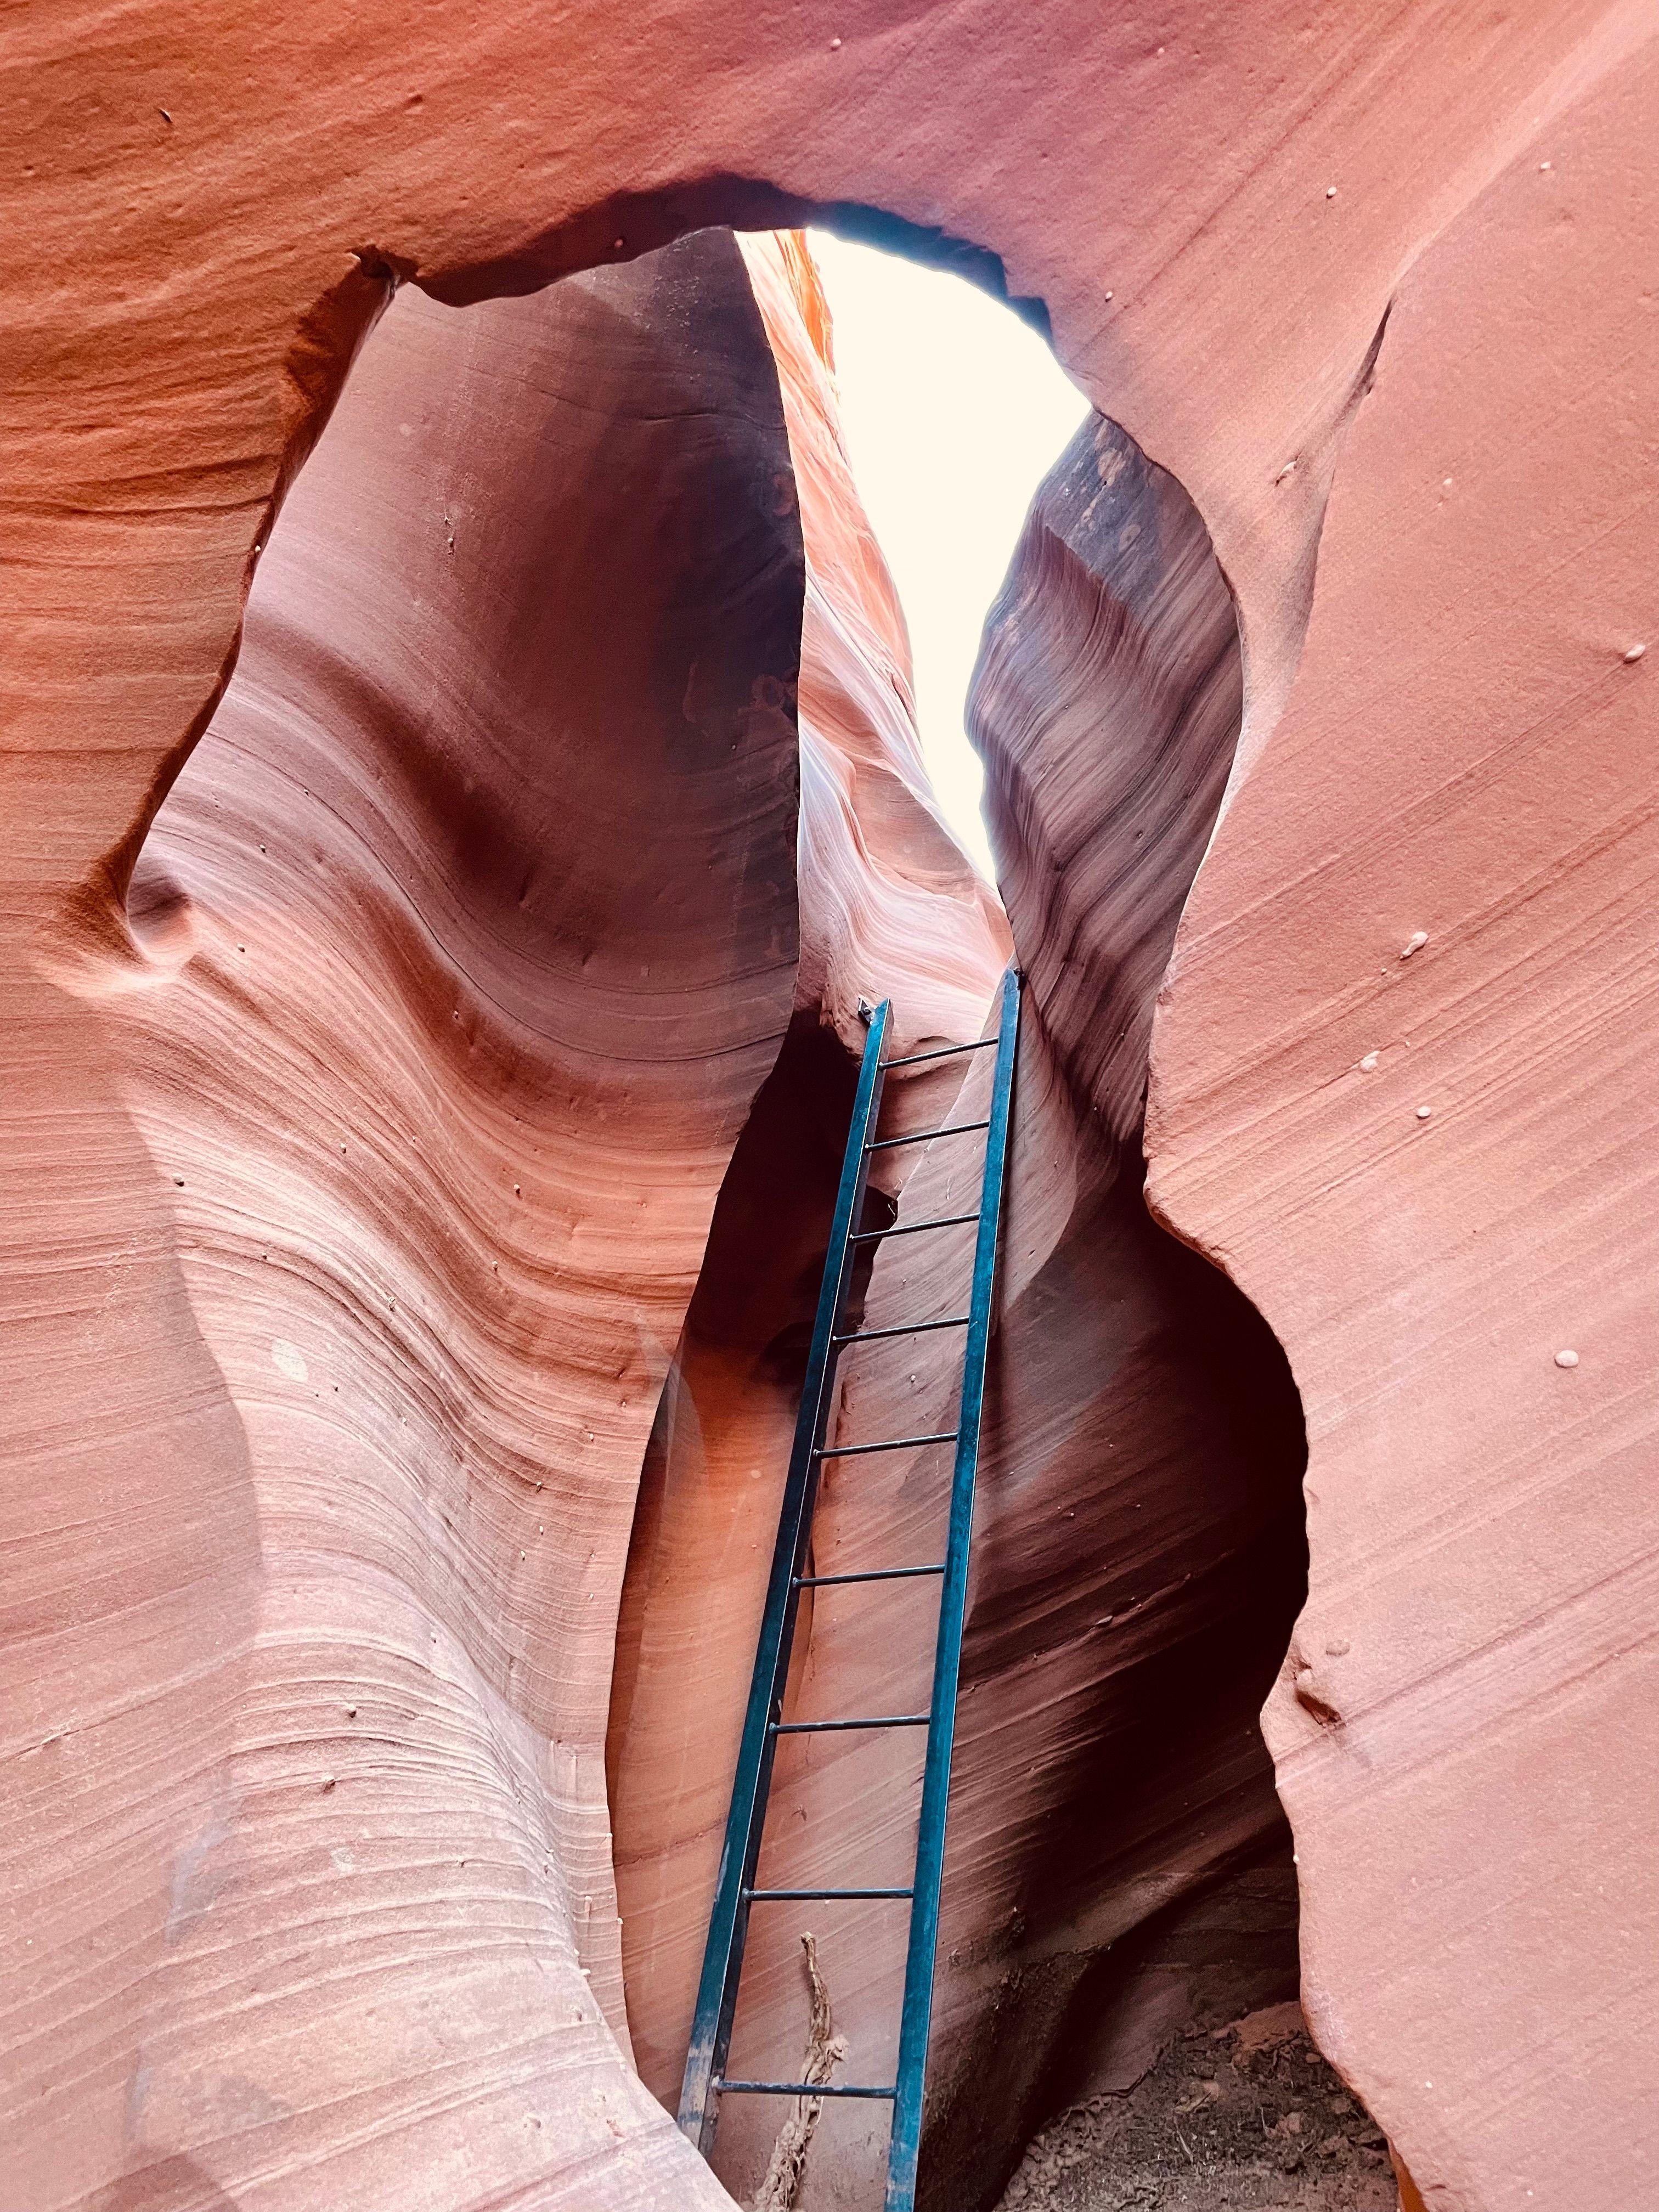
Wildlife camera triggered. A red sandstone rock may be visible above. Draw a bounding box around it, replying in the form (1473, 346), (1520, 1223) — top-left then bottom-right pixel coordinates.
(1145, 47), (1659, 2207)
(4, 8), (1656, 2210)
(738, 232), (1012, 1056)
(10, 230), (800, 2211)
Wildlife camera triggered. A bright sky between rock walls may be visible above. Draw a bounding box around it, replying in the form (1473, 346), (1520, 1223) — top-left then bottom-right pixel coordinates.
(808, 230), (1089, 880)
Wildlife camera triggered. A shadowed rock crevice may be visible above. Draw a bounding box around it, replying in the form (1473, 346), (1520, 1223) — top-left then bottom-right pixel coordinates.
(886, 408), (1312, 2208)
(617, 363), (1312, 2211)
(606, 1009), (868, 2100)
(605, 230), (1012, 2150)
(422, 176), (1050, 338)
(908, 405), (1311, 2208)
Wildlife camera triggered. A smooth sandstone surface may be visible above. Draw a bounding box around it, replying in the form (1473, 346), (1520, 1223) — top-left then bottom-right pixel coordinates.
(1145, 47), (1659, 2205)
(5, 4), (1657, 2209)
(8, 230), (802, 2209)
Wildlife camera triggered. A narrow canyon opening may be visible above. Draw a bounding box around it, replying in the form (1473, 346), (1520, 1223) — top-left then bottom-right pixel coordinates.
(595, 233), (1330, 2210)
(118, 220), (1358, 2212)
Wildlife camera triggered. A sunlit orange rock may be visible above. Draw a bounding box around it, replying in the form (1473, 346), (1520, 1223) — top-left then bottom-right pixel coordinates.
(741, 231), (1012, 1057)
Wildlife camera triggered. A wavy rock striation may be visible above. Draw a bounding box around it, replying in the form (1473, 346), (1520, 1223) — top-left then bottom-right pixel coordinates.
(9, 230), (801, 2210)
(741, 232), (1012, 1055)
(5, 7), (1657, 2207)
(1145, 52), (1659, 2204)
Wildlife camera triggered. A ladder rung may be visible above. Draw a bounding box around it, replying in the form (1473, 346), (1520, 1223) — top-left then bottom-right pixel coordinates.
(815, 1430), (957, 1460)
(716, 2079), (898, 2100)
(866, 1118), (990, 1153)
(676, 969), (1022, 2180)
(882, 1037), (998, 1069)
(832, 1313), (971, 1347)
(850, 1210), (979, 1244)
(770, 1714), (930, 1733)
(794, 1564), (946, 1588)
(744, 1886), (914, 1901)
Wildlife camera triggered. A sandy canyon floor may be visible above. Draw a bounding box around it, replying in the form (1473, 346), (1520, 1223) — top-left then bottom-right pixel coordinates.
(997, 2008), (1398, 2212)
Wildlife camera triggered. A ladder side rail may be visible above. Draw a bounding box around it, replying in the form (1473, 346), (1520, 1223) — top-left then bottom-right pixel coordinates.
(678, 998), (891, 2151)
(884, 969), (1022, 2212)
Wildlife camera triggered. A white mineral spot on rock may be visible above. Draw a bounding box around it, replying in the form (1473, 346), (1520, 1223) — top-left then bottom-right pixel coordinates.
(1623, 642), (1646, 662)
(1416, 1105), (1433, 1120)
(1400, 929), (1429, 957)
(1359, 1051), (1379, 1071)
(1555, 1348), (1580, 1368)
(271, 1339), (308, 1381)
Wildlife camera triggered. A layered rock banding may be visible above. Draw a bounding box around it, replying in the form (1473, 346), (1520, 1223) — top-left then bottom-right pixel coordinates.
(741, 230), (1013, 1059)
(12, 228), (804, 2211)
(5, 5), (1658, 2209)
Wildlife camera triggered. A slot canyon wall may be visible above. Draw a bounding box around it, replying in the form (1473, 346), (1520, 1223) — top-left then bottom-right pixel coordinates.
(11, 228), (808, 2212)
(4, 8), (1657, 2212)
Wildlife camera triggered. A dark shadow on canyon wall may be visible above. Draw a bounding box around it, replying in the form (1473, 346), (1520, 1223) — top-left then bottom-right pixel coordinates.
(424, 177), (1051, 338)
(606, 1003), (952, 2104)
(607, 334), (1310, 2211)
(606, 1012), (864, 2097)
(906, 407), (1310, 2211)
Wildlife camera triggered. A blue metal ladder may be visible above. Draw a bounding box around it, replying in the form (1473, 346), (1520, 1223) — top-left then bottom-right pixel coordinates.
(678, 967), (1021, 2211)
